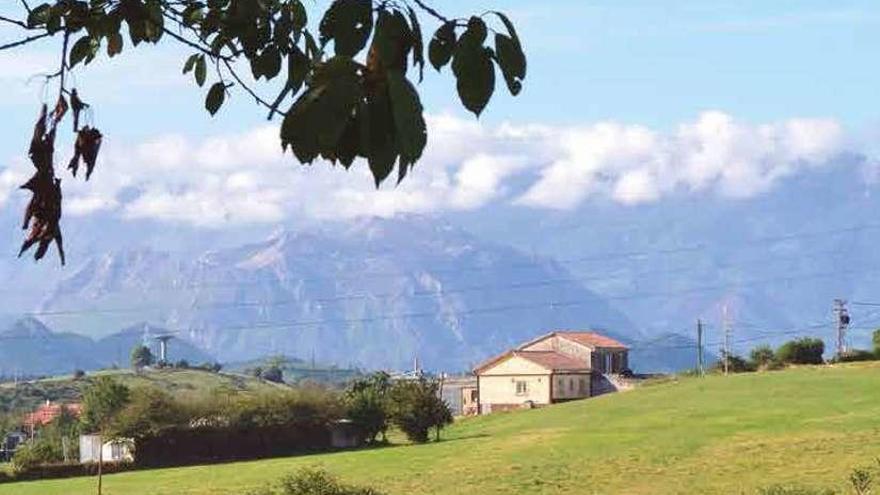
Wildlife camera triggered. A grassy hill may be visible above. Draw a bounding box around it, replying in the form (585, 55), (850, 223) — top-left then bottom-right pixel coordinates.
(3, 363), (880, 494)
(0, 368), (287, 413)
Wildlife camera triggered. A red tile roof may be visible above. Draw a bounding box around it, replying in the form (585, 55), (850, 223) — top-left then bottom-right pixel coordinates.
(515, 351), (590, 371)
(474, 350), (589, 374)
(24, 402), (83, 428)
(555, 331), (628, 349)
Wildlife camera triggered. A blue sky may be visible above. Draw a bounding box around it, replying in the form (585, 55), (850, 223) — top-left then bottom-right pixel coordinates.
(0, 1), (878, 226)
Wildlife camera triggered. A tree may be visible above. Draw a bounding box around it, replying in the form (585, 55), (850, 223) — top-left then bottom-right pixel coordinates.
(130, 344), (154, 370)
(873, 329), (880, 357)
(345, 371), (392, 443)
(387, 377), (451, 443)
(0, 1), (527, 265)
(776, 338), (825, 365)
(749, 345), (776, 370)
(80, 377), (131, 495)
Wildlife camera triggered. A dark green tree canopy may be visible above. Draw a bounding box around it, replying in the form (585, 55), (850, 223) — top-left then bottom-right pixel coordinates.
(1, 1), (527, 265)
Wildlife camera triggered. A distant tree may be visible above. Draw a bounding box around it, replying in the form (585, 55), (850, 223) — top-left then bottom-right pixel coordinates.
(80, 377), (131, 495)
(713, 352), (755, 373)
(749, 345), (776, 370)
(73, 369), (86, 380)
(251, 366), (264, 379)
(262, 366), (285, 384)
(873, 329), (880, 357)
(130, 345), (154, 370)
(388, 377), (452, 443)
(776, 338), (825, 365)
(345, 372), (392, 443)
(175, 359), (190, 369)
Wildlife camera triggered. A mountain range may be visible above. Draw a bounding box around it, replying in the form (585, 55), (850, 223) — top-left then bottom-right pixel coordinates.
(2, 156), (878, 374)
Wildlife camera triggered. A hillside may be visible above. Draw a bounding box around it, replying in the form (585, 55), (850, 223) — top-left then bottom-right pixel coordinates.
(0, 368), (286, 413)
(4, 363), (880, 494)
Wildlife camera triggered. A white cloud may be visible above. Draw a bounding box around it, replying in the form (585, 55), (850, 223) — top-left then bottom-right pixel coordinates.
(0, 111), (853, 227)
(518, 111), (845, 208)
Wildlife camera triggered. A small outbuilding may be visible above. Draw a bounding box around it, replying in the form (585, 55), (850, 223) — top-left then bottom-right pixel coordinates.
(79, 435), (134, 464)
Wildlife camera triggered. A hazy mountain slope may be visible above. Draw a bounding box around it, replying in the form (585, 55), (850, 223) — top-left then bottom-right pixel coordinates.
(0, 317), (100, 376)
(35, 218), (654, 372)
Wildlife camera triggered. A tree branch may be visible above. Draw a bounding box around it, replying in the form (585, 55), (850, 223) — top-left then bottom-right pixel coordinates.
(221, 59), (286, 116)
(411, 0), (450, 23)
(0, 15), (32, 29)
(0, 32), (50, 51)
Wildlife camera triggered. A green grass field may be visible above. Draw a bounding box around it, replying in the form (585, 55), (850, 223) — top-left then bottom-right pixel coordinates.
(3, 363), (880, 495)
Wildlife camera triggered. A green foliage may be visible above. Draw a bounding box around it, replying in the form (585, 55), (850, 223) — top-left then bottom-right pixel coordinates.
(80, 377), (131, 435)
(11, 406), (80, 471)
(130, 345), (154, 370)
(387, 377), (452, 443)
(849, 466), (873, 495)
(777, 338), (825, 365)
(713, 352), (755, 373)
(344, 372), (391, 443)
(749, 345), (777, 369)
(246, 468), (383, 495)
(835, 349), (876, 363)
(873, 329), (880, 355)
(113, 387), (188, 439)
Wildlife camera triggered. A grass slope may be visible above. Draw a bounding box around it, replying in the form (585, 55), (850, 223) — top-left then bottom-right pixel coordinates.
(4, 363), (880, 495)
(0, 369), (285, 412)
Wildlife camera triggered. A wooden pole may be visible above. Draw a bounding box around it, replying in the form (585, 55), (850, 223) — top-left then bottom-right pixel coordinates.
(97, 435), (103, 495)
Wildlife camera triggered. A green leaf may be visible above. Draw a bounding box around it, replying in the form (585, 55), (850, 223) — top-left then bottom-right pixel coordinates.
(406, 7), (424, 82)
(107, 32), (124, 58)
(319, 0), (373, 57)
(183, 53), (200, 74)
(387, 71), (426, 169)
(492, 11), (521, 47)
(374, 9), (412, 71)
(194, 55), (207, 87)
(363, 87), (397, 187)
(494, 34), (526, 96)
(281, 57), (363, 164)
(259, 45), (283, 80)
(428, 21), (455, 72)
(205, 82), (226, 116)
(452, 43), (495, 117)
(287, 45), (310, 95)
(68, 36), (94, 68)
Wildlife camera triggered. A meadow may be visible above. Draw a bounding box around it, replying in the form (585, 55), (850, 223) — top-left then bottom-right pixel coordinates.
(3, 363), (880, 494)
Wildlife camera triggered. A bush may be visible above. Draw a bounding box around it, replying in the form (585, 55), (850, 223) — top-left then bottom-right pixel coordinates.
(749, 345), (776, 369)
(247, 468), (384, 495)
(345, 372), (391, 444)
(175, 359), (190, 369)
(873, 329), (880, 356)
(776, 338), (824, 365)
(388, 378), (452, 443)
(130, 345), (154, 370)
(72, 369), (86, 380)
(11, 441), (62, 472)
(835, 349), (876, 363)
(713, 352), (755, 373)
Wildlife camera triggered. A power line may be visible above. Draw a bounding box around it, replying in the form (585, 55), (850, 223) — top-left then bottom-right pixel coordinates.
(24, 244), (875, 319)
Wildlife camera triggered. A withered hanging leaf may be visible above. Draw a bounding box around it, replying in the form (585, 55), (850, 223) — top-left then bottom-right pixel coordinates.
(51, 95), (68, 124)
(81, 127), (103, 180)
(70, 89), (87, 132)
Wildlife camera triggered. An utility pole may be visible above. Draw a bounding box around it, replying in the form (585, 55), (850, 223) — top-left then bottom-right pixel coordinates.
(833, 299), (850, 357)
(696, 319), (704, 376)
(722, 305), (731, 376)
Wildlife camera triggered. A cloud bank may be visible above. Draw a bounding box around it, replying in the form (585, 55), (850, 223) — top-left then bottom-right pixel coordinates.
(0, 111), (851, 227)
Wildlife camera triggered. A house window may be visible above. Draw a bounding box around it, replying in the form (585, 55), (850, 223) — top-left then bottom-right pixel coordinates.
(579, 379), (587, 394)
(569, 379), (575, 392)
(470, 390), (478, 401)
(515, 381), (528, 395)
(110, 442), (124, 460)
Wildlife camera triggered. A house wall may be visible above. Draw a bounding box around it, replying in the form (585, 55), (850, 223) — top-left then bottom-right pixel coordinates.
(550, 373), (591, 401)
(593, 349), (629, 373)
(478, 355), (553, 413)
(79, 435), (134, 464)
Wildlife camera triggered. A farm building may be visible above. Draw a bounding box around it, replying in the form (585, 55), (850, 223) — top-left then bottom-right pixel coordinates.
(473, 331), (630, 414)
